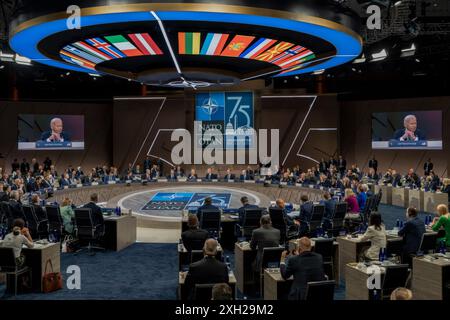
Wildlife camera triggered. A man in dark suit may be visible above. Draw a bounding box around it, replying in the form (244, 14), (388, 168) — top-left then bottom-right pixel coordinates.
(240, 169), (253, 181)
(250, 215), (281, 273)
(319, 159), (328, 173)
(280, 237), (325, 300)
(337, 155), (346, 176)
(393, 114), (426, 141)
(298, 194), (314, 236)
(184, 239), (228, 300)
(398, 207), (425, 265)
(182, 215), (209, 252)
(8, 190), (25, 220)
(40, 117), (71, 142)
(368, 156), (378, 174)
(223, 168), (235, 181)
(0, 182), (8, 202)
(20, 158), (30, 175)
(319, 192), (336, 231)
(424, 158), (433, 176)
(143, 156), (152, 171)
(238, 196), (259, 226)
(204, 168), (218, 180)
(166, 168), (178, 181)
(196, 197), (220, 222)
(82, 193), (105, 233)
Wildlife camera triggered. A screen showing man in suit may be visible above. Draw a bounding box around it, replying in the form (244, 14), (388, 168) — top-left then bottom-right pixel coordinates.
(371, 111), (442, 150)
(18, 114), (84, 150)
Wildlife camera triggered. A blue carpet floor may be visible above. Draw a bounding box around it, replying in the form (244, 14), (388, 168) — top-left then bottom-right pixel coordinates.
(0, 205), (429, 300)
(0, 243), (178, 300)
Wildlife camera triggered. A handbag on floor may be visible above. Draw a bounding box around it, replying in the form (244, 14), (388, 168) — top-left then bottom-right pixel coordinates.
(42, 259), (63, 293)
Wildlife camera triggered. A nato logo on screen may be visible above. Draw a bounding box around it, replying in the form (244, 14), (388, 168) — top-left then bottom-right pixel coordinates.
(195, 92), (225, 121)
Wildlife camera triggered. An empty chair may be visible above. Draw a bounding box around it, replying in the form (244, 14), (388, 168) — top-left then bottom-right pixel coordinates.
(269, 207), (298, 243)
(313, 239), (335, 280)
(74, 208), (105, 255)
(21, 205), (39, 238)
(381, 264), (410, 299)
(419, 232), (438, 254)
(309, 205), (325, 234)
(238, 208), (263, 240)
(330, 202), (347, 235)
(193, 283), (215, 301)
(305, 280), (335, 301)
(45, 205), (64, 235)
(0, 247), (32, 296)
(198, 209), (221, 239)
(386, 238), (404, 261)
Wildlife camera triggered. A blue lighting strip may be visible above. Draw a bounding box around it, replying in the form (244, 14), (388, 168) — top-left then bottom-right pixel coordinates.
(9, 11), (362, 76)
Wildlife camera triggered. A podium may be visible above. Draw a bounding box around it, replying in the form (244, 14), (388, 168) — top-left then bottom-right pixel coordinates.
(424, 191), (448, 213)
(409, 189), (424, 211)
(392, 187), (409, 207)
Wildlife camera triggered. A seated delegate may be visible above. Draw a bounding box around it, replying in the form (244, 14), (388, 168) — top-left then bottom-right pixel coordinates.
(359, 213), (387, 261)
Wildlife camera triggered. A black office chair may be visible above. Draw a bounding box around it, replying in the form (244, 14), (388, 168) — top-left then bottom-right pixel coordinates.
(238, 208), (263, 240)
(305, 280), (335, 301)
(386, 238), (404, 262)
(309, 204), (325, 235)
(269, 207), (298, 244)
(419, 232), (438, 254)
(193, 283), (216, 300)
(74, 208), (105, 255)
(313, 239), (335, 280)
(330, 202), (347, 236)
(381, 264), (410, 300)
(361, 197), (374, 224)
(373, 191), (382, 211)
(0, 247), (32, 296)
(184, 238), (207, 252)
(0, 201), (13, 229)
(22, 205), (39, 238)
(45, 205), (64, 236)
(259, 246), (284, 296)
(199, 209), (221, 239)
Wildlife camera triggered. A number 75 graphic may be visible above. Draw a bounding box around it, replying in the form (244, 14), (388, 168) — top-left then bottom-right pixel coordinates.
(227, 96), (251, 127)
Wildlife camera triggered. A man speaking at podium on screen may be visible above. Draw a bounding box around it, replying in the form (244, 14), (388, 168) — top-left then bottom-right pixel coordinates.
(393, 114), (426, 141)
(40, 117), (71, 142)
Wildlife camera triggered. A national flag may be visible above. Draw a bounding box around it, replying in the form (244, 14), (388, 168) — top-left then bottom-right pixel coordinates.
(86, 38), (125, 59)
(60, 50), (96, 70)
(72, 41), (111, 61)
(178, 32), (201, 55)
(240, 38), (277, 59)
(278, 51), (315, 69)
(270, 45), (306, 65)
(62, 45), (104, 64)
(255, 42), (294, 62)
(220, 35), (255, 57)
(104, 35), (143, 57)
(200, 33), (229, 55)
(128, 33), (162, 55)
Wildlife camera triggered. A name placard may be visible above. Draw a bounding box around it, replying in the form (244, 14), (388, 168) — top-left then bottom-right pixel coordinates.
(244, 180), (255, 183)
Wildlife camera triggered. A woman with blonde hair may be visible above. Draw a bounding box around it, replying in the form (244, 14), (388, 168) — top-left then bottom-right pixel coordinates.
(431, 204), (450, 248)
(344, 188), (360, 213)
(60, 197), (75, 234)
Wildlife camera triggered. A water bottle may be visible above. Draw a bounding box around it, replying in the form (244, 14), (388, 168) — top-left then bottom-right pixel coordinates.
(400, 220), (404, 229)
(396, 219), (400, 228)
(118, 206), (122, 216)
(428, 215), (433, 226)
(424, 215), (429, 225)
(440, 240), (446, 254)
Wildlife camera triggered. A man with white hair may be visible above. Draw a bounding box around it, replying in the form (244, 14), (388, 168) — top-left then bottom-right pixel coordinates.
(393, 114), (426, 141)
(40, 117), (71, 142)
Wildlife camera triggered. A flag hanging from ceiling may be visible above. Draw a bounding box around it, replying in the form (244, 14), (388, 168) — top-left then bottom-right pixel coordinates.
(200, 33), (230, 55)
(62, 45), (104, 64)
(178, 32), (201, 55)
(255, 42), (294, 62)
(240, 38), (277, 59)
(278, 52), (316, 69)
(220, 35), (255, 57)
(270, 45), (306, 65)
(72, 41), (111, 61)
(60, 51), (96, 70)
(86, 38), (126, 59)
(128, 33), (163, 55)
(104, 35), (143, 57)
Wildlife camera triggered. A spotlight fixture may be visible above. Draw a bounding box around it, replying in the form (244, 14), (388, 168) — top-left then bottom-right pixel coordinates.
(370, 49), (387, 62)
(312, 69), (325, 75)
(353, 54), (366, 64)
(0, 65), (4, 70)
(0, 50), (15, 62)
(400, 43), (416, 57)
(15, 54), (32, 65)
(394, 1), (402, 6)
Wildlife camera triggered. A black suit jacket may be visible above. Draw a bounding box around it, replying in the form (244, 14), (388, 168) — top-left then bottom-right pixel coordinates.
(280, 251), (325, 300)
(196, 204), (220, 222)
(223, 174), (235, 180)
(369, 159), (378, 169)
(83, 202), (105, 230)
(40, 131), (71, 142)
(250, 226), (281, 272)
(398, 217), (426, 255)
(184, 256), (228, 300)
(204, 173), (218, 180)
(393, 128), (426, 141)
(9, 200), (24, 220)
(181, 228), (209, 252)
(0, 192), (9, 202)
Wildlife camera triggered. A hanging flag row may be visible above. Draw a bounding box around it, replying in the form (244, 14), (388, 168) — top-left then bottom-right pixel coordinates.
(60, 33), (163, 70)
(178, 32), (316, 69)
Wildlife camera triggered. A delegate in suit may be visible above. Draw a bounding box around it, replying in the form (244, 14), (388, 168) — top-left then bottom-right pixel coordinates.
(250, 215), (281, 272)
(40, 117), (71, 142)
(392, 115), (426, 141)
